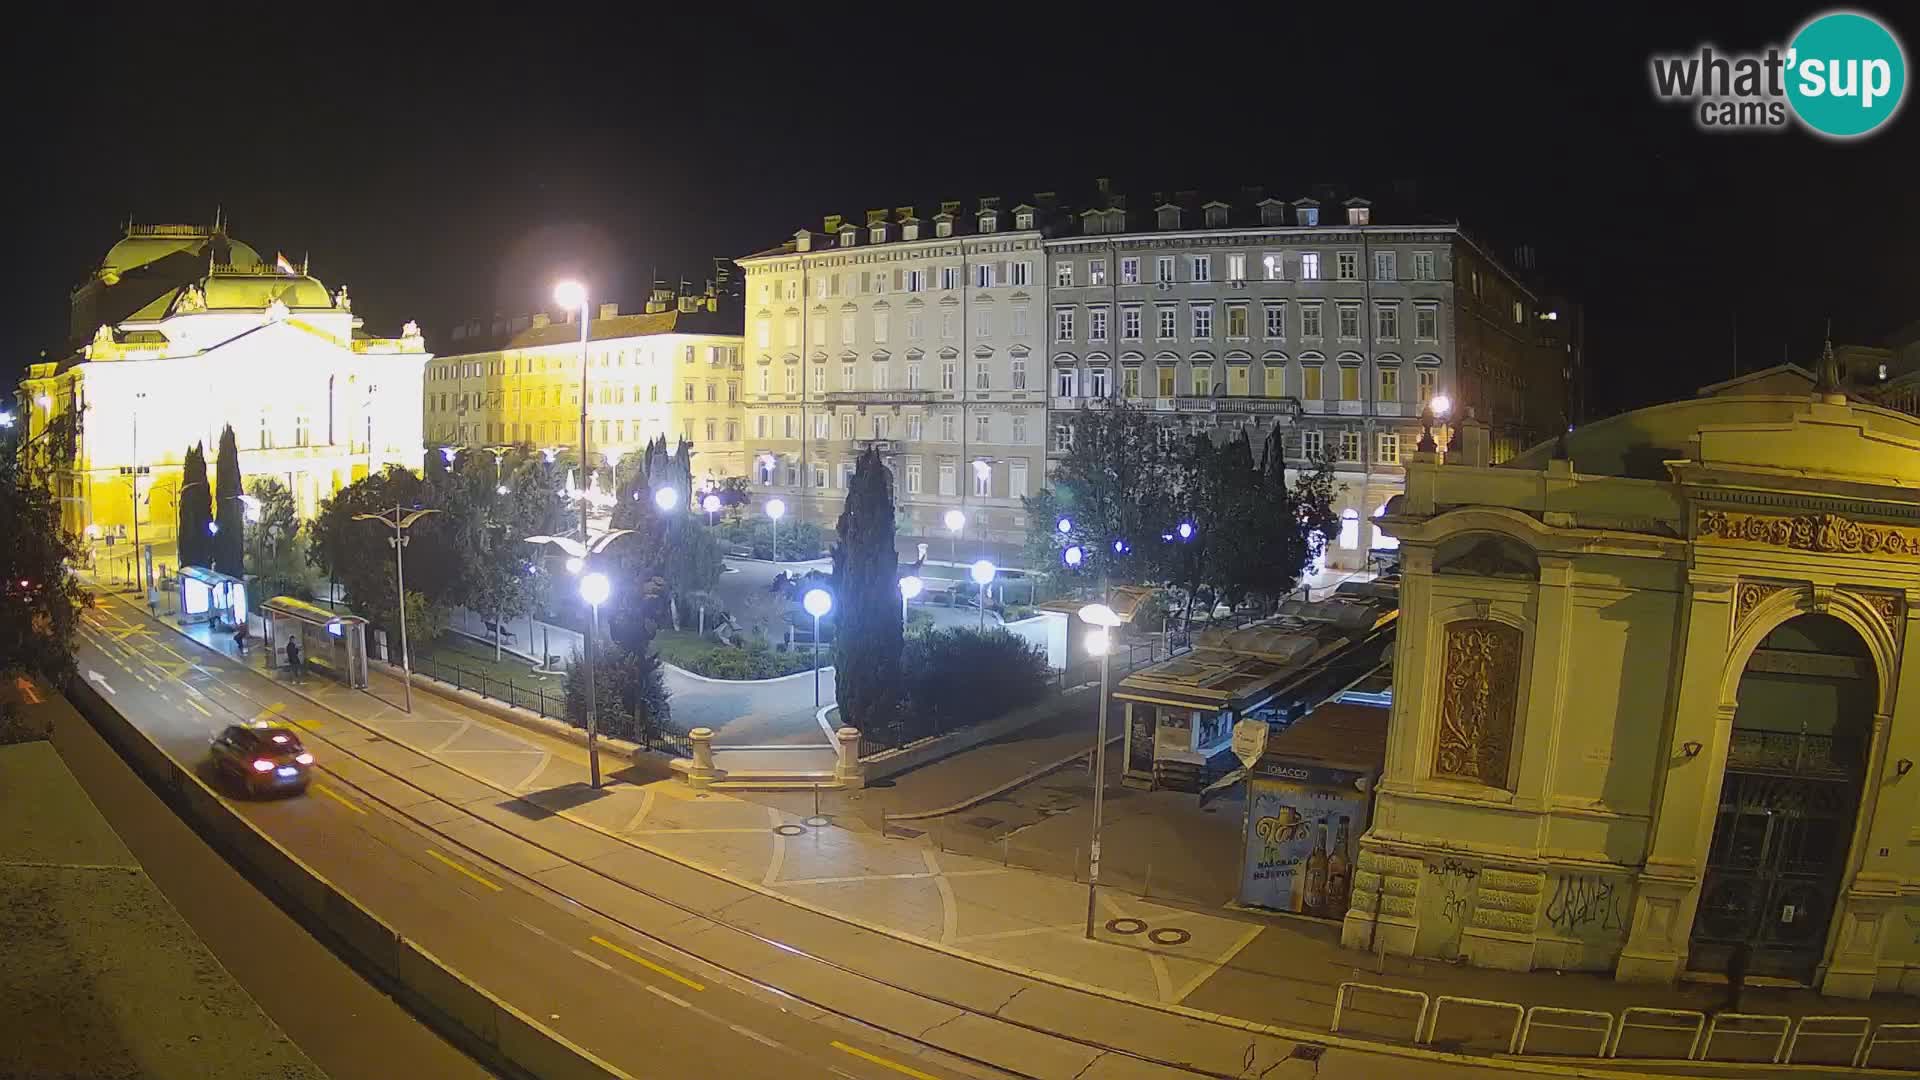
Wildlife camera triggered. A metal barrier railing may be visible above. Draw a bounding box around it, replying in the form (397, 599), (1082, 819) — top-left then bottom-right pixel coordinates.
(411, 650), (690, 758)
(1518, 1006), (1612, 1058)
(1422, 995), (1522, 1055)
(1609, 1007), (1707, 1060)
(1330, 983), (1905, 1068)
(1331, 982), (1429, 1044)
(1862, 1022), (1920, 1070)
(1785, 1015), (1870, 1067)
(1702, 1012), (1791, 1064)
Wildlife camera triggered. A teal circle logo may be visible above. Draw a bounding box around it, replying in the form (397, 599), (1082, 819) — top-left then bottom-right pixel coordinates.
(1787, 11), (1907, 138)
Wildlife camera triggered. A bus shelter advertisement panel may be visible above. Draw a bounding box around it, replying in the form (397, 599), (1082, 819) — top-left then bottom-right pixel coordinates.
(1240, 768), (1370, 918)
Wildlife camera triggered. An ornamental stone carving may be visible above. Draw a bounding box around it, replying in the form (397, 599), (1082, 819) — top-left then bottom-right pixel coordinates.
(1699, 509), (1920, 558)
(1851, 589), (1902, 640)
(1735, 581), (1789, 626)
(1434, 619), (1523, 787)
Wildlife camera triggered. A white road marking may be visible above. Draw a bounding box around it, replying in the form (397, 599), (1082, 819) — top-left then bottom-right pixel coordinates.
(570, 948), (614, 971)
(644, 984), (692, 1009)
(730, 1023), (781, 1049)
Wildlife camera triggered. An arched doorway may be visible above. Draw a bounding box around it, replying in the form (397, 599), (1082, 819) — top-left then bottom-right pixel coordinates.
(1689, 613), (1874, 982)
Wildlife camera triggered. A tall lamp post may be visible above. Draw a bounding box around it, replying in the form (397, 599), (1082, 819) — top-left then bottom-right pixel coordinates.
(803, 587), (832, 708)
(765, 497), (786, 561)
(131, 390), (147, 595)
(578, 570), (612, 788)
(970, 559), (996, 632)
(1078, 601), (1124, 939)
(701, 492), (721, 527)
(484, 445), (512, 495)
(352, 506), (440, 714)
(943, 508), (965, 570)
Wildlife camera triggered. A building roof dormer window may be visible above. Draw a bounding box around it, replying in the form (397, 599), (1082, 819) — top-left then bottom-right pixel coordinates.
(870, 223), (889, 243)
(933, 213), (954, 238)
(838, 227), (859, 248)
(1345, 197), (1372, 226)
(1257, 198), (1288, 226)
(1013, 204), (1036, 230)
(1293, 198), (1321, 227)
(1203, 201), (1230, 228)
(1155, 203), (1181, 230)
(978, 211), (999, 234)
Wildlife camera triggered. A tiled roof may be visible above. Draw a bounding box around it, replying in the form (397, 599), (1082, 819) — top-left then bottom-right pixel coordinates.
(439, 306), (742, 356)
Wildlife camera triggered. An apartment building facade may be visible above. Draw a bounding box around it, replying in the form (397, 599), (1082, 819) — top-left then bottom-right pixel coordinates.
(1045, 187), (1570, 570)
(736, 201), (1048, 561)
(425, 284), (746, 483)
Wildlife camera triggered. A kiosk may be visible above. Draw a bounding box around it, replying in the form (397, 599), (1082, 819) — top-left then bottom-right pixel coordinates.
(177, 566), (247, 630)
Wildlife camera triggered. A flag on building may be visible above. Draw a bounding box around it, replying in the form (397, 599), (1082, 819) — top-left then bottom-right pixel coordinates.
(274, 252), (297, 275)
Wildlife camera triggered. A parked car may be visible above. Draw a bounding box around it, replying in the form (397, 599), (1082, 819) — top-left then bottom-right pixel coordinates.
(210, 723), (313, 797)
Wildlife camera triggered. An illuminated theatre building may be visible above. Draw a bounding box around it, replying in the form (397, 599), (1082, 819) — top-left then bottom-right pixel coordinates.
(1345, 351), (1920, 997)
(19, 220), (428, 571)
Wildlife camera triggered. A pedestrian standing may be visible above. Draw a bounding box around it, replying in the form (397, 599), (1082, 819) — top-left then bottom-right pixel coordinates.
(285, 636), (301, 679)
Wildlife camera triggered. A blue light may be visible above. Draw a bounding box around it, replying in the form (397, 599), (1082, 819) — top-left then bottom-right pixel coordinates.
(1112, 539), (1129, 555)
(326, 620), (343, 637)
(1177, 521), (1195, 541)
(1056, 517), (1073, 535)
(1063, 545), (1083, 568)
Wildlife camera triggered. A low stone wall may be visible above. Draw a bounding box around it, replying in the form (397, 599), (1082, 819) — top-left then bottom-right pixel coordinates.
(68, 676), (636, 1080)
(861, 684), (1092, 783)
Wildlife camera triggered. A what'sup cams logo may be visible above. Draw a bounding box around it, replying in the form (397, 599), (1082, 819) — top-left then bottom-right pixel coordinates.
(1650, 10), (1906, 138)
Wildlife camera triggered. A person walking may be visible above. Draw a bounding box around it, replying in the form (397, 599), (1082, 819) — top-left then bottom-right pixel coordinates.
(284, 636), (301, 680)
(1721, 941), (1750, 1014)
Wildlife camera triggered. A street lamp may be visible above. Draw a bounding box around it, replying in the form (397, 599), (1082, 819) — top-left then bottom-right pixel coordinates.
(351, 506), (440, 714)
(898, 574), (922, 625)
(525, 527), (636, 789)
(1063, 545), (1083, 568)
(237, 494), (262, 524)
(439, 445), (459, 465)
(803, 587), (832, 707)
(765, 497), (786, 561)
(1056, 516), (1073, 535)
(1177, 521), (1195, 541)
(944, 507), (965, 568)
(653, 486), (679, 512)
(701, 492), (721, 525)
(578, 570), (612, 788)
(970, 559), (996, 632)
(555, 277), (597, 742)
(1077, 601), (1123, 939)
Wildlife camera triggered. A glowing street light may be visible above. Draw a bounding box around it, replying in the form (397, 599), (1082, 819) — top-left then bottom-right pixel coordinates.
(702, 492), (721, 525)
(207, 521), (219, 536)
(765, 497), (786, 561)
(654, 486), (679, 512)
(970, 559), (996, 632)
(1177, 521), (1195, 541)
(1056, 516), (1073, 535)
(898, 574), (922, 624)
(1430, 393), (1452, 419)
(237, 493), (262, 524)
(1063, 545), (1083, 568)
(944, 507), (966, 566)
(564, 556), (583, 574)
(0, 411), (13, 428)
(803, 587), (833, 707)
(439, 446), (459, 464)
(1076, 601), (1124, 939)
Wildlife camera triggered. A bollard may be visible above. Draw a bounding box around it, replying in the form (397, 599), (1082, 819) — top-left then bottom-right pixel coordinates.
(834, 726), (865, 789)
(681, 726), (723, 788)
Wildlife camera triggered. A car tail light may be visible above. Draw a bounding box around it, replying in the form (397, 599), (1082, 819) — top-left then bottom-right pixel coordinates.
(271, 734), (290, 744)
(295, 753), (314, 765)
(251, 759), (275, 772)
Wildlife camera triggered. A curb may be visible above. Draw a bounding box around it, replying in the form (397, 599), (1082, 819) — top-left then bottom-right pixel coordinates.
(375, 659), (657, 763)
(67, 668), (636, 1080)
(661, 658), (832, 686)
(885, 733), (1122, 822)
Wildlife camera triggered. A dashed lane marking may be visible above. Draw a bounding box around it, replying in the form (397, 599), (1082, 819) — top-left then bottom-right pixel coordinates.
(590, 934), (706, 992)
(643, 984), (692, 1009)
(830, 1041), (942, 1080)
(311, 782), (367, 816)
(426, 848), (503, 892)
(570, 947), (615, 971)
(186, 698), (212, 718)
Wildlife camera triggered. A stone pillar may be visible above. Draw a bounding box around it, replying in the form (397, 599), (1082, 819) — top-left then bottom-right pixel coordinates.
(834, 725), (865, 789)
(677, 726), (723, 788)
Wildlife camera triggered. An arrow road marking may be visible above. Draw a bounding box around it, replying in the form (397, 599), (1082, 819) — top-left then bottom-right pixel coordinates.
(86, 670), (116, 695)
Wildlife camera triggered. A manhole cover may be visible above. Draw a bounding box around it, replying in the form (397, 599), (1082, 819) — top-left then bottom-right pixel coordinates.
(803, 815), (832, 828)
(773, 824), (806, 837)
(964, 816), (1003, 829)
(1105, 917), (1148, 935)
(1148, 927), (1192, 946)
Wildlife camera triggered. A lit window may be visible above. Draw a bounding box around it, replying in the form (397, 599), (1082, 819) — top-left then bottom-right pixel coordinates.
(1089, 259), (1107, 286)
(1372, 503), (1399, 549)
(1380, 366), (1399, 400)
(1377, 432), (1400, 467)
(1340, 429), (1360, 461)
(1122, 367), (1141, 398)
(974, 461), (992, 496)
(1302, 365), (1323, 399)
(1227, 305), (1248, 339)
(1191, 366), (1212, 396)
(1225, 253), (1246, 282)
(1300, 252), (1321, 281)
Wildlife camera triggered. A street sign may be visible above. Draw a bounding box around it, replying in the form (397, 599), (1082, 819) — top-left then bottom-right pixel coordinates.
(1232, 717), (1268, 768)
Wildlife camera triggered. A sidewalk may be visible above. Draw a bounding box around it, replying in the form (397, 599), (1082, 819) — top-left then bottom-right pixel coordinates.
(138, 594), (1916, 1073)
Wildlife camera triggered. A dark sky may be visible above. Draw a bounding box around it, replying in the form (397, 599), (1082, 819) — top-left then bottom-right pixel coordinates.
(6, 3), (1915, 418)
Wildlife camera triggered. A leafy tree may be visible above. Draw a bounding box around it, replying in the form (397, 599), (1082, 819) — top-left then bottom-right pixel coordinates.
(0, 429), (89, 683)
(831, 446), (902, 730)
(444, 446), (568, 660)
(563, 641), (671, 745)
(1021, 399), (1181, 588)
(307, 467), (458, 651)
(609, 436), (721, 632)
(177, 443), (212, 569)
(212, 425), (245, 577)
(245, 477), (306, 599)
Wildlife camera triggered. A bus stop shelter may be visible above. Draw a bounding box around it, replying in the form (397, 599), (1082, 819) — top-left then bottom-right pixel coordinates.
(177, 566), (246, 630)
(259, 596), (370, 689)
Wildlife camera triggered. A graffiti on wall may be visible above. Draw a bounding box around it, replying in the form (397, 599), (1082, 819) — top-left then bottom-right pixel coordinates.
(1545, 873), (1628, 938)
(1429, 859), (1478, 926)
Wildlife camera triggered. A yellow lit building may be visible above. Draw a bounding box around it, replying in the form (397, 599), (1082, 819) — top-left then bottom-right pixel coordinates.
(425, 283), (746, 484)
(1347, 352), (1920, 998)
(19, 221), (428, 574)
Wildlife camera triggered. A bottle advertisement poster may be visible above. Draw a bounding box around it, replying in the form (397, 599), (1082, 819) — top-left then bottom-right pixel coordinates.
(1239, 768), (1371, 918)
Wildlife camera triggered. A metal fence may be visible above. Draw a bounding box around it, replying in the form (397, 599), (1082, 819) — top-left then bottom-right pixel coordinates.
(411, 650), (690, 758)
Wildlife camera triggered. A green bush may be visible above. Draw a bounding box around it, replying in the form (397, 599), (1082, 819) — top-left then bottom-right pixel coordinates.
(654, 629), (816, 679)
(562, 641), (673, 745)
(883, 627), (1051, 746)
(713, 519), (827, 561)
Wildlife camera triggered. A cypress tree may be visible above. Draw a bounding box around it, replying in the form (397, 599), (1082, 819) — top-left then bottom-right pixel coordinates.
(212, 425), (245, 576)
(831, 446), (902, 729)
(177, 443), (213, 569)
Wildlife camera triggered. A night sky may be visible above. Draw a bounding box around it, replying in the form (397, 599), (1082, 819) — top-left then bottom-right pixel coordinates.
(5, 3), (1914, 419)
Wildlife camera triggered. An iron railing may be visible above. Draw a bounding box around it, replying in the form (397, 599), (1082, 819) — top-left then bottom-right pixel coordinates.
(411, 650), (689, 757)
